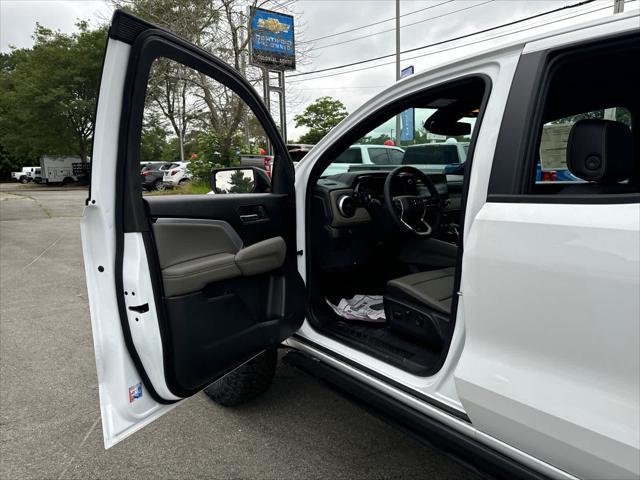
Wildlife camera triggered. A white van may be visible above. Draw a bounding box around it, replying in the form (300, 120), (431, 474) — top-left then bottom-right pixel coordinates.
(81, 9), (639, 479)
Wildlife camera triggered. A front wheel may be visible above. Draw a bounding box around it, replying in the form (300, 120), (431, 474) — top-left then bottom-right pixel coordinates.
(203, 349), (277, 407)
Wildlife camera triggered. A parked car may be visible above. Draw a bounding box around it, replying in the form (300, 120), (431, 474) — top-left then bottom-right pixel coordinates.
(401, 140), (468, 173)
(81, 10), (639, 480)
(321, 144), (405, 176)
(140, 162), (175, 191)
(11, 166), (39, 183)
(162, 162), (191, 188)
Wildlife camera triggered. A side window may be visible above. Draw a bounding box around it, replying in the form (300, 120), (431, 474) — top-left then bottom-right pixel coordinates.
(526, 38), (638, 196)
(537, 108), (632, 183)
(368, 147), (390, 165)
(139, 58), (272, 195)
(388, 149), (404, 165)
(334, 148), (362, 164)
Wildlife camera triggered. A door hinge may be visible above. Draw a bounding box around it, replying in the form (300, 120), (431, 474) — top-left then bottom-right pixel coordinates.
(297, 250), (304, 256)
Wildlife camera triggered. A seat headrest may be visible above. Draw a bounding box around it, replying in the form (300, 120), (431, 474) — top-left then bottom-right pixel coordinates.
(567, 119), (633, 183)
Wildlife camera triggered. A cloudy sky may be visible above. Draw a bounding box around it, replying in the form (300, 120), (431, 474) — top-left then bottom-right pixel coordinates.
(1, 0), (637, 140)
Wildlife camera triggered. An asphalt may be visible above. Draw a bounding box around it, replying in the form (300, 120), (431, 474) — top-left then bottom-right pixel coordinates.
(0, 184), (483, 479)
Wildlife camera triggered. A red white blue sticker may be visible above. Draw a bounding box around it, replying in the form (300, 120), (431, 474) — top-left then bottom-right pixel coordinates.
(128, 382), (143, 402)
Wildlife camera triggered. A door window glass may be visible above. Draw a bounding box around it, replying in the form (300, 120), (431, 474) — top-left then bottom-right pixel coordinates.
(537, 108), (632, 184)
(139, 58), (271, 195)
(524, 40), (637, 196)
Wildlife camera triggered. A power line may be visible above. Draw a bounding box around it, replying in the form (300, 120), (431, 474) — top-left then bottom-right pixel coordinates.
(287, 0), (596, 79)
(287, 0), (612, 84)
(299, 0), (455, 44)
(314, 0), (494, 50)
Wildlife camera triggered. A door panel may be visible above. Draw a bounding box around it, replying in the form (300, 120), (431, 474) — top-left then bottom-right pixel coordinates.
(455, 202), (640, 479)
(146, 195), (304, 397)
(82, 10), (304, 448)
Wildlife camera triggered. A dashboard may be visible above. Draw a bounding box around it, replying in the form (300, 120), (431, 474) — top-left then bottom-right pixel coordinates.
(314, 170), (450, 227)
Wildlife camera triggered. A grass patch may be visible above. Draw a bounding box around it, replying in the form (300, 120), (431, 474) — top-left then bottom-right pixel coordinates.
(145, 180), (211, 196)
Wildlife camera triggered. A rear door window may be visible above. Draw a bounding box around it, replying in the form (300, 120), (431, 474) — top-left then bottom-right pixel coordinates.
(334, 148), (362, 164)
(403, 145), (459, 165)
(368, 147), (390, 165)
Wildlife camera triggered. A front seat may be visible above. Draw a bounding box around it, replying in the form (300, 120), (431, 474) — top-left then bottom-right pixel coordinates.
(560, 119), (636, 195)
(383, 268), (455, 350)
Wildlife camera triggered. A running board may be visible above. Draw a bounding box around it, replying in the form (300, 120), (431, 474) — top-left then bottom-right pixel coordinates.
(283, 350), (548, 480)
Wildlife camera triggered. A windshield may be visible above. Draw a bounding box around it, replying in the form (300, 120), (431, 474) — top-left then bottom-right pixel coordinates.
(319, 107), (476, 178)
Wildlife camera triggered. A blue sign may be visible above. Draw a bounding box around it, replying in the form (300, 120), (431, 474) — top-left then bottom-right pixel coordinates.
(400, 66), (415, 141)
(250, 7), (296, 70)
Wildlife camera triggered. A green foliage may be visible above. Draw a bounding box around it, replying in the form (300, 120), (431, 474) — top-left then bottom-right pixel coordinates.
(294, 97), (348, 144)
(228, 169), (254, 193)
(145, 180), (211, 196)
(186, 129), (241, 181)
(0, 144), (38, 179)
(0, 22), (107, 162)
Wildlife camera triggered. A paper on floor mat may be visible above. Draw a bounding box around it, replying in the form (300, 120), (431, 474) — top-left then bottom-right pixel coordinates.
(326, 295), (386, 322)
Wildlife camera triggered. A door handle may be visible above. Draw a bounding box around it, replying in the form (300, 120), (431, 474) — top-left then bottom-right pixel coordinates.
(238, 205), (267, 223)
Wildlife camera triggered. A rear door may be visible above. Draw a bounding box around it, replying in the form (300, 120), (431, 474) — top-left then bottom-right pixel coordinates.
(455, 26), (639, 479)
(81, 11), (305, 448)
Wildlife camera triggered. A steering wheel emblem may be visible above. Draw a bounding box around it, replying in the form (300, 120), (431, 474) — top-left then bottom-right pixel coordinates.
(383, 166), (442, 238)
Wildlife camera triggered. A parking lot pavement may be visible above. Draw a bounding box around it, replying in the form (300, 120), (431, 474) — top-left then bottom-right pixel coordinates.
(0, 187), (483, 480)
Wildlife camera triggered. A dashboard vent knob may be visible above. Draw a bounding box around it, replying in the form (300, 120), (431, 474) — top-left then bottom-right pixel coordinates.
(337, 194), (356, 218)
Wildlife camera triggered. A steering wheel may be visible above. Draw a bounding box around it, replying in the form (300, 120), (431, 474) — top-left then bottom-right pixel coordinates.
(383, 166), (442, 238)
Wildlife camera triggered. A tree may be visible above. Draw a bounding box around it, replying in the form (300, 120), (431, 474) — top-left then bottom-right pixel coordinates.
(294, 97), (348, 144)
(112, 0), (279, 165)
(229, 168), (254, 193)
(0, 22), (106, 162)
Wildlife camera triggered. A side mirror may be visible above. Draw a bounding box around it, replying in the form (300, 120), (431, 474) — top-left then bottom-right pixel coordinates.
(210, 167), (270, 194)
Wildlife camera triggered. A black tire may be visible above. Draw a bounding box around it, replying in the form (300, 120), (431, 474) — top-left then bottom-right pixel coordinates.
(154, 181), (167, 191)
(203, 349), (277, 407)
(20, 176), (28, 184)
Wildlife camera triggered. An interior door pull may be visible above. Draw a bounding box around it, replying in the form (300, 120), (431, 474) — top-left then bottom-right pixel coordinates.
(239, 213), (260, 221)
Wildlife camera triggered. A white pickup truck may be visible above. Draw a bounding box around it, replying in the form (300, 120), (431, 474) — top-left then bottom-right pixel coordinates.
(81, 9), (639, 480)
(10, 167), (39, 183)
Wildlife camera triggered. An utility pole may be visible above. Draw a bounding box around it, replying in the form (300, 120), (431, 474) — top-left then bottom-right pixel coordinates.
(395, 0), (401, 146)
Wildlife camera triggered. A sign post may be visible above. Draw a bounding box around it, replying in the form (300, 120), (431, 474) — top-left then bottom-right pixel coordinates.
(249, 7), (296, 151)
(400, 66), (415, 142)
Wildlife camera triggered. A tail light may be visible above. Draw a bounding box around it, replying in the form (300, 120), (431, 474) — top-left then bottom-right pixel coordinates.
(264, 157), (272, 178)
(170, 169), (179, 176)
(142, 171), (150, 176)
(542, 170), (558, 181)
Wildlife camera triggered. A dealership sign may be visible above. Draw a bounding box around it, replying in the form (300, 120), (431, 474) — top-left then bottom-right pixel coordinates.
(249, 7), (296, 70)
